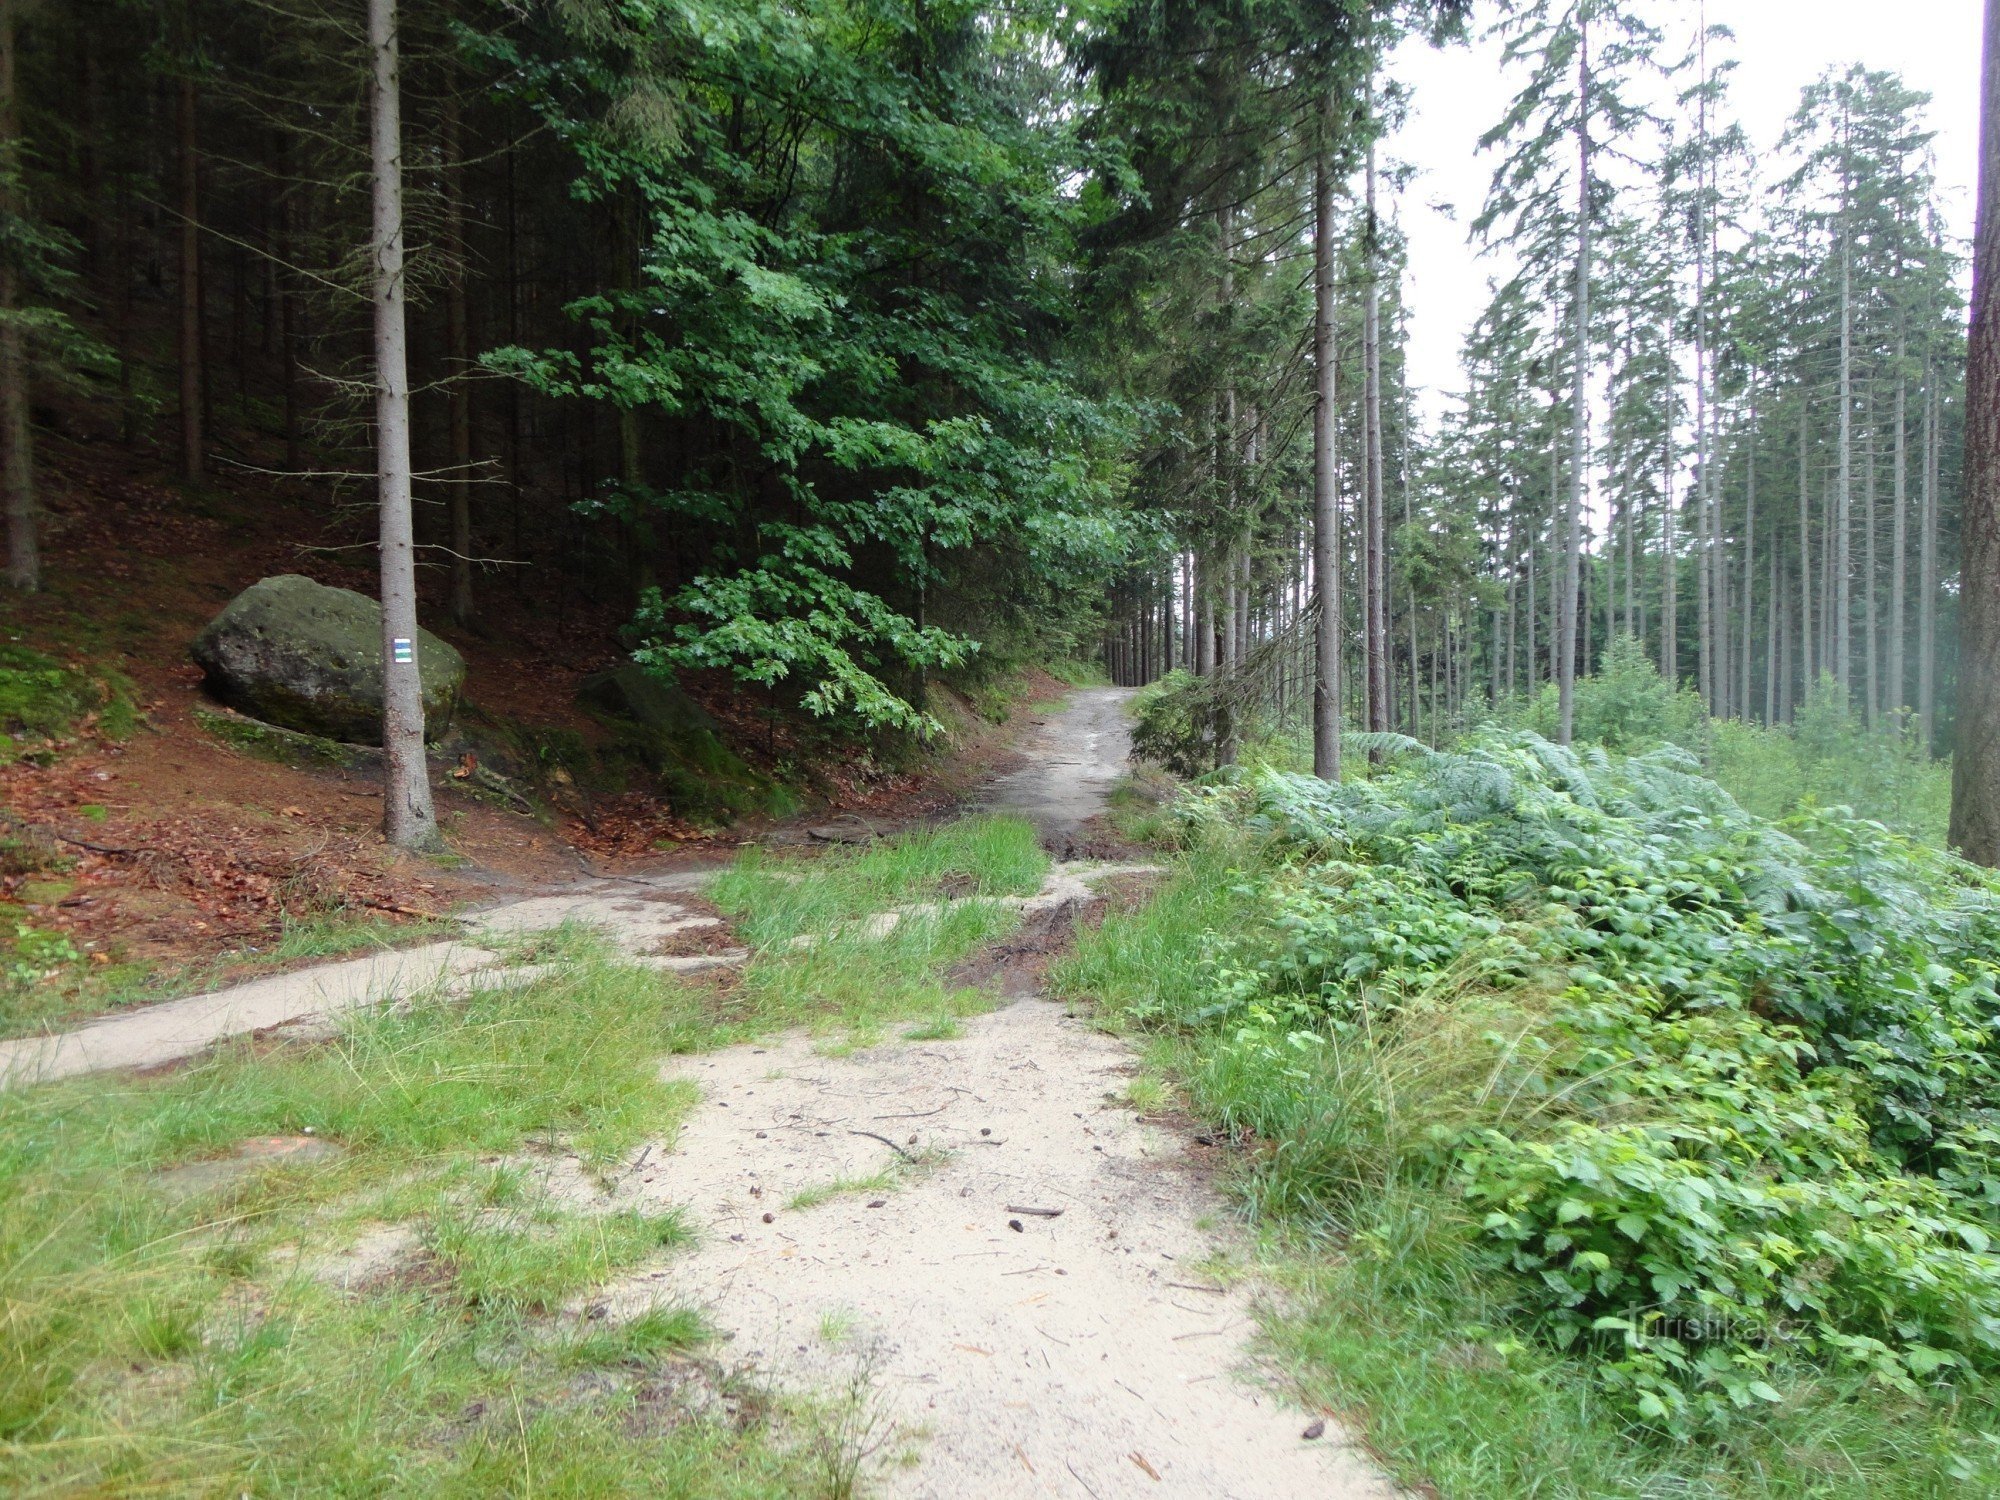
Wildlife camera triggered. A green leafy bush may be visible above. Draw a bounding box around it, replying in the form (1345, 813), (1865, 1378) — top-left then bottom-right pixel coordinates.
(1158, 734), (2000, 1437)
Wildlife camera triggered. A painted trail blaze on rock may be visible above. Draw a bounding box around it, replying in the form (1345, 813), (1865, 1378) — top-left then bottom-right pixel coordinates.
(192, 574), (465, 743)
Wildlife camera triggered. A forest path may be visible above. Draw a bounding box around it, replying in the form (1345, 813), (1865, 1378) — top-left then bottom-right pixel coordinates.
(0, 687), (1142, 1090)
(1, 689), (1388, 1495)
(971, 684), (1137, 845)
(551, 687), (1390, 1498)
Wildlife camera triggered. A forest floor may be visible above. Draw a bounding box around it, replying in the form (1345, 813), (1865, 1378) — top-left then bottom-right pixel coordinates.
(3, 425), (1049, 1040)
(4, 687), (1381, 1496)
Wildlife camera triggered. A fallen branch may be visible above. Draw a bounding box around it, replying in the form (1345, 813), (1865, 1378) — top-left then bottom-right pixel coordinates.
(0, 810), (147, 857)
(1004, 1205), (1064, 1219)
(848, 1129), (917, 1164)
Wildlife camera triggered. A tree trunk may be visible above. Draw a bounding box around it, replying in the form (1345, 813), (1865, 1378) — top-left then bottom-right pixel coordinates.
(1921, 369), (1939, 743)
(1836, 177), (1854, 694)
(1363, 128), (1390, 738)
(0, 0), (34, 593)
(443, 89), (475, 626)
(1864, 384), (1880, 725)
(1891, 333), (1909, 717)
(274, 131), (304, 473)
(1312, 96), (1341, 781)
(1953, 0), (2000, 863)
(1742, 387), (1757, 720)
(370, 0), (439, 851)
(1798, 396), (1813, 688)
(1662, 380), (1678, 684)
(177, 53), (204, 484)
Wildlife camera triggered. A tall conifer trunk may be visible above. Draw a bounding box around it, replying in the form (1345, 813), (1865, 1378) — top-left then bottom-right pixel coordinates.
(1558, 39), (1587, 749)
(0, 0), (35, 592)
(443, 88), (474, 627)
(1312, 95), (1341, 781)
(1363, 124), (1389, 738)
(1953, 0), (2000, 864)
(370, 0), (438, 850)
(177, 21), (204, 485)
(1891, 325), (1909, 717)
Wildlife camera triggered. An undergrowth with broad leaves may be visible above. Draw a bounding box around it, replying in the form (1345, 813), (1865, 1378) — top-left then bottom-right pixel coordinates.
(1063, 731), (2000, 1490)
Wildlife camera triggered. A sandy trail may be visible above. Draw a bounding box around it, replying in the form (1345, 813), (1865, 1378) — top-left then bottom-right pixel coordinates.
(576, 1002), (1386, 1499)
(550, 688), (1389, 1497)
(975, 686), (1137, 845)
(7, 687), (1389, 1494)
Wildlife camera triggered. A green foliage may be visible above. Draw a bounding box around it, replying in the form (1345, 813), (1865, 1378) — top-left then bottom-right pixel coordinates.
(1497, 648), (1952, 846)
(484, 0), (1138, 735)
(708, 815), (1046, 1045)
(1709, 677), (1952, 844)
(1129, 669), (1238, 777)
(1505, 634), (1707, 752)
(1073, 734), (2000, 1449)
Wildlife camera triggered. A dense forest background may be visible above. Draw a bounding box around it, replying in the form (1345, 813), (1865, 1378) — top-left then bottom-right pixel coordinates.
(0, 0), (1973, 828)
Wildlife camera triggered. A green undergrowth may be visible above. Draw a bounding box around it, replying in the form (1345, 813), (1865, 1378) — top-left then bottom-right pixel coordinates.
(0, 938), (823, 1496)
(708, 815), (1048, 1048)
(0, 644), (137, 764)
(1055, 736), (2000, 1497)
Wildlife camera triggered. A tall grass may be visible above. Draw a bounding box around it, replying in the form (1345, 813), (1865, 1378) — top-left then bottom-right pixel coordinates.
(0, 938), (821, 1496)
(708, 815), (1047, 1046)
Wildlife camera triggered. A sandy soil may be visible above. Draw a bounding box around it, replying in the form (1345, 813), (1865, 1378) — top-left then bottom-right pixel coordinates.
(532, 688), (1391, 1497)
(566, 1003), (1389, 1499)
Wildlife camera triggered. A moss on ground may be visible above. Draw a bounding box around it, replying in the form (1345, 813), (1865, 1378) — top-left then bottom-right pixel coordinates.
(0, 645), (138, 762)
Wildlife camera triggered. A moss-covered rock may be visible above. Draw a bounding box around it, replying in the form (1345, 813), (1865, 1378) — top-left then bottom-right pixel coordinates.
(193, 706), (366, 770)
(191, 575), (464, 743)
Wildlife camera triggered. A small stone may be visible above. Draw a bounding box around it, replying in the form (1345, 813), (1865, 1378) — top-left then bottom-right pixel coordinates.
(1008, 1219), (1024, 1233)
(867, 1199), (887, 1209)
(980, 1128), (992, 1137)
(756, 1131), (768, 1139)
(1301, 1419), (1326, 1441)
(762, 1212), (775, 1224)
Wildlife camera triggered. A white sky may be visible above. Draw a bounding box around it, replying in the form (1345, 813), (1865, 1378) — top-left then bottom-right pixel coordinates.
(1386, 0), (1984, 426)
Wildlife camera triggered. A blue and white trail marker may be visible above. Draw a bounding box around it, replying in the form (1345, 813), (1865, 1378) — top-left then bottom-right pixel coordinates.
(391, 637), (415, 665)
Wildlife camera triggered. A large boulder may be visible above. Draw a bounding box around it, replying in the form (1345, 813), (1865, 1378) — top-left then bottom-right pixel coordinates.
(192, 575), (464, 743)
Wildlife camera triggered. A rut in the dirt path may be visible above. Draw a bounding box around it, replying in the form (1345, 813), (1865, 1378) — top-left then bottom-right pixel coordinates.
(532, 687), (1391, 1498)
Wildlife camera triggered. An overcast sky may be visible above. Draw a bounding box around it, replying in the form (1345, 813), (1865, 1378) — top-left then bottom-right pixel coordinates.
(1385, 0), (1984, 426)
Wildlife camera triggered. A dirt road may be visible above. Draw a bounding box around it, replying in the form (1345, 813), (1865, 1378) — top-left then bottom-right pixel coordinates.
(561, 687), (1389, 1497)
(4, 687), (1388, 1496)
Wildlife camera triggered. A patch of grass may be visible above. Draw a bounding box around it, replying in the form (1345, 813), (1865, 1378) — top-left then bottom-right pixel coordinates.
(901, 1011), (963, 1041)
(428, 1203), (692, 1313)
(712, 814), (1048, 942)
(0, 942), (819, 1494)
(786, 1170), (901, 1213)
(0, 907), (444, 1040)
(1050, 836), (1247, 1029)
(555, 1305), (711, 1369)
(1124, 1071), (1170, 1114)
(698, 816), (1046, 1046)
